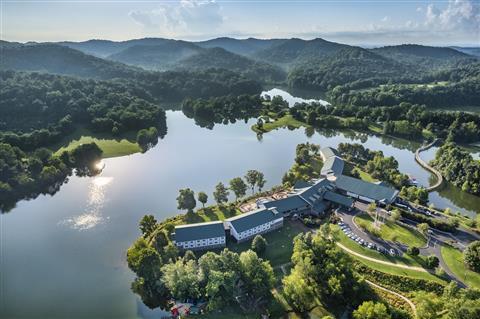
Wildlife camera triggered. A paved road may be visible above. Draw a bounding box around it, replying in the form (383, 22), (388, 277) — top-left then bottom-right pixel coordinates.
(336, 207), (468, 287)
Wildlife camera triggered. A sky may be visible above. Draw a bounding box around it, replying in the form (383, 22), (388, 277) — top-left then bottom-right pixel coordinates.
(2, 0), (479, 46)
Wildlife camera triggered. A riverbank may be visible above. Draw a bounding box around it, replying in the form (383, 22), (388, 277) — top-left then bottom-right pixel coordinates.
(415, 139), (444, 192)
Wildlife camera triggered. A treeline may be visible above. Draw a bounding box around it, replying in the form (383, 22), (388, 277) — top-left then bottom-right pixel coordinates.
(289, 100), (480, 143)
(0, 142), (102, 212)
(0, 71), (167, 150)
(181, 94), (263, 129)
(330, 77), (480, 109)
(431, 143), (480, 195)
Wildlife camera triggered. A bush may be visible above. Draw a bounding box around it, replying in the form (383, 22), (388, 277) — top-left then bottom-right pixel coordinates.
(252, 235), (267, 255)
(406, 246), (420, 256)
(426, 255), (440, 269)
(353, 262), (444, 295)
(464, 241), (480, 273)
(400, 210), (456, 232)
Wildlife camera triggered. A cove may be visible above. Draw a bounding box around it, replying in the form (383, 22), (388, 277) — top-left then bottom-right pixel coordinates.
(1, 91), (479, 318)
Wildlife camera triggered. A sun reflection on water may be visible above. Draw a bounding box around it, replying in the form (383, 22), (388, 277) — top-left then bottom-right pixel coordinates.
(60, 176), (113, 230)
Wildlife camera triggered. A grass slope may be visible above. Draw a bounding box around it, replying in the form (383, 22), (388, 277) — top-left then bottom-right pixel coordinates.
(252, 114), (306, 133)
(441, 245), (480, 289)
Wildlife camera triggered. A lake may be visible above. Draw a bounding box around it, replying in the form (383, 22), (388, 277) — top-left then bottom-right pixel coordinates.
(1, 90), (479, 318)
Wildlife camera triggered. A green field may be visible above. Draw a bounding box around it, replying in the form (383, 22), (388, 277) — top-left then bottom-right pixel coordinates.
(354, 213), (426, 247)
(228, 222), (304, 267)
(441, 245), (480, 289)
(52, 127), (142, 158)
(251, 114), (306, 133)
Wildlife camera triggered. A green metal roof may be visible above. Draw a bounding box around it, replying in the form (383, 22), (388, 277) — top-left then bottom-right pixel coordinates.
(320, 147), (337, 160)
(321, 156), (345, 176)
(174, 221), (225, 242)
(334, 175), (398, 203)
(226, 208), (282, 233)
(263, 195), (309, 213)
(324, 191), (354, 207)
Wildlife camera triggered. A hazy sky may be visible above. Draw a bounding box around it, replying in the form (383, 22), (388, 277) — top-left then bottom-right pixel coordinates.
(2, 0), (479, 46)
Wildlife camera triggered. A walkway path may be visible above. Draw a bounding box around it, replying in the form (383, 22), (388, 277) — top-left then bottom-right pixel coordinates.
(365, 280), (417, 318)
(415, 139), (443, 192)
(336, 243), (428, 272)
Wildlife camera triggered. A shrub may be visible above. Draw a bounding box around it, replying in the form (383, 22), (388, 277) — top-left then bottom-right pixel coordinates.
(252, 235), (267, 255)
(426, 255), (440, 269)
(406, 246), (420, 256)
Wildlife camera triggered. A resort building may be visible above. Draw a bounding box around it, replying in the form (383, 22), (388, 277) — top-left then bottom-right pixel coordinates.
(173, 221), (226, 251)
(171, 147), (398, 251)
(320, 147), (345, 176)
(330, 174), (399, 205)
(225, 208), (284, 242)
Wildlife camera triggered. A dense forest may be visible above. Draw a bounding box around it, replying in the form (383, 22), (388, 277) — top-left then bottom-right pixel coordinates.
(431, 143), (480, 195)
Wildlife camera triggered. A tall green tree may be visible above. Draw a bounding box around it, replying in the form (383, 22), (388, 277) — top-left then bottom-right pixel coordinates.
(229, 177), (247, 201)
(464, 241), (480, 272)
(197, 191), (208, 208)
(176, 188), (196, 213)
(353, 301), (391, 319)
(139, 214), (157, 237)
(213, 182), (229, 205)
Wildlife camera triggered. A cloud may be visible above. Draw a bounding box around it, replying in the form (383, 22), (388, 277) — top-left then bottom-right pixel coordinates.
(381, 16), (390, 22)
(424, 0), (479, 33)
(129, 0), (224, 37)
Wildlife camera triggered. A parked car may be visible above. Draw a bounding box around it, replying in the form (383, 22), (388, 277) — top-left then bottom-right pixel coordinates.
(389, 249), (396, 256)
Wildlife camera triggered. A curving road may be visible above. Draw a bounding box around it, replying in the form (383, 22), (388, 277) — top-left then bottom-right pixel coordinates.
(415, 139), (443, 192)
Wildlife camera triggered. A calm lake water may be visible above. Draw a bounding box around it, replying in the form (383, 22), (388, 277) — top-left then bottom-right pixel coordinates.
(1, 89), (479, 318)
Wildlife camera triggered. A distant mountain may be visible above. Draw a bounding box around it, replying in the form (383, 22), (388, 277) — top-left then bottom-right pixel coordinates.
(288, 47), (410, 90)
(450, 46), (480, 57)
(0, 43), (139, 79)
(175, 47), (286, 82)
(371, 44), (474, 69)
(196, 37), (283, 56)
(108, 40), (202, 70)
(253, 38), (350, 69)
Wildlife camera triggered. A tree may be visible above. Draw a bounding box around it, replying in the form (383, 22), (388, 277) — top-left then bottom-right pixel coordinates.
(69, 142), (103, 172)
(414, 291), (444, 319)
(177, 188), (196, 213)
(162, 259), (201, 300)
(229, 177), (247, 201)
(417, 223), (429, 236)
(183, 250), (197, 262)
(256, 172), (266, 192)
(353, 301), (391, 319)
(238, 250), (275, 303)
(282, 266), (315, 313)
(407, 246), (420, 256)
(464, 241), (480, 272)
(213, 182), (229, 205)
(251, 235), (267, 255)
(197, 191), (208, 208)
(425, 255), (439, 269)
(139, 214), (157, 237)
(245, 170), (259, 194)
(390, 209), (401, 222)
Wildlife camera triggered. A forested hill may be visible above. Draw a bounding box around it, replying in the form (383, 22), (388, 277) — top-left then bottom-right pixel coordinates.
(0, 43), (140, 79)
(372, 44), (474, 69)
(287, 47), (411, 90)
(195, 37), (283, 56)
(107, 40), (203, 70)
(174, 47), (286, 82)
(253, 37), (350, 68)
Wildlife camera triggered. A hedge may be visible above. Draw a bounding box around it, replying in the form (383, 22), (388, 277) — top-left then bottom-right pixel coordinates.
(400, 210), (456, 232)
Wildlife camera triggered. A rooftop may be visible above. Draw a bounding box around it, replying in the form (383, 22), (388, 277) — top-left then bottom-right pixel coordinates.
(262, 195), (309, 213)
(297, 178), (334, 206)
(324, 190), (354, 207)
(321, 155), (345, 176)
(226, 208), (282, 233)
(320, 147), (338, 161)
(174, 221), (226, 242)
(333, 174), (399, 203)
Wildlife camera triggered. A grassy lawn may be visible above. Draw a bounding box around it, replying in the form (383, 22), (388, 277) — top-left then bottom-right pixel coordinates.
(334, 225), (425, 267)
(53, 127), (141, 158)
(228, 222), (304, 267)
(354, 213), (426, 247)
(252, 114), (306, 133)
(441, 245), (480, 289)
